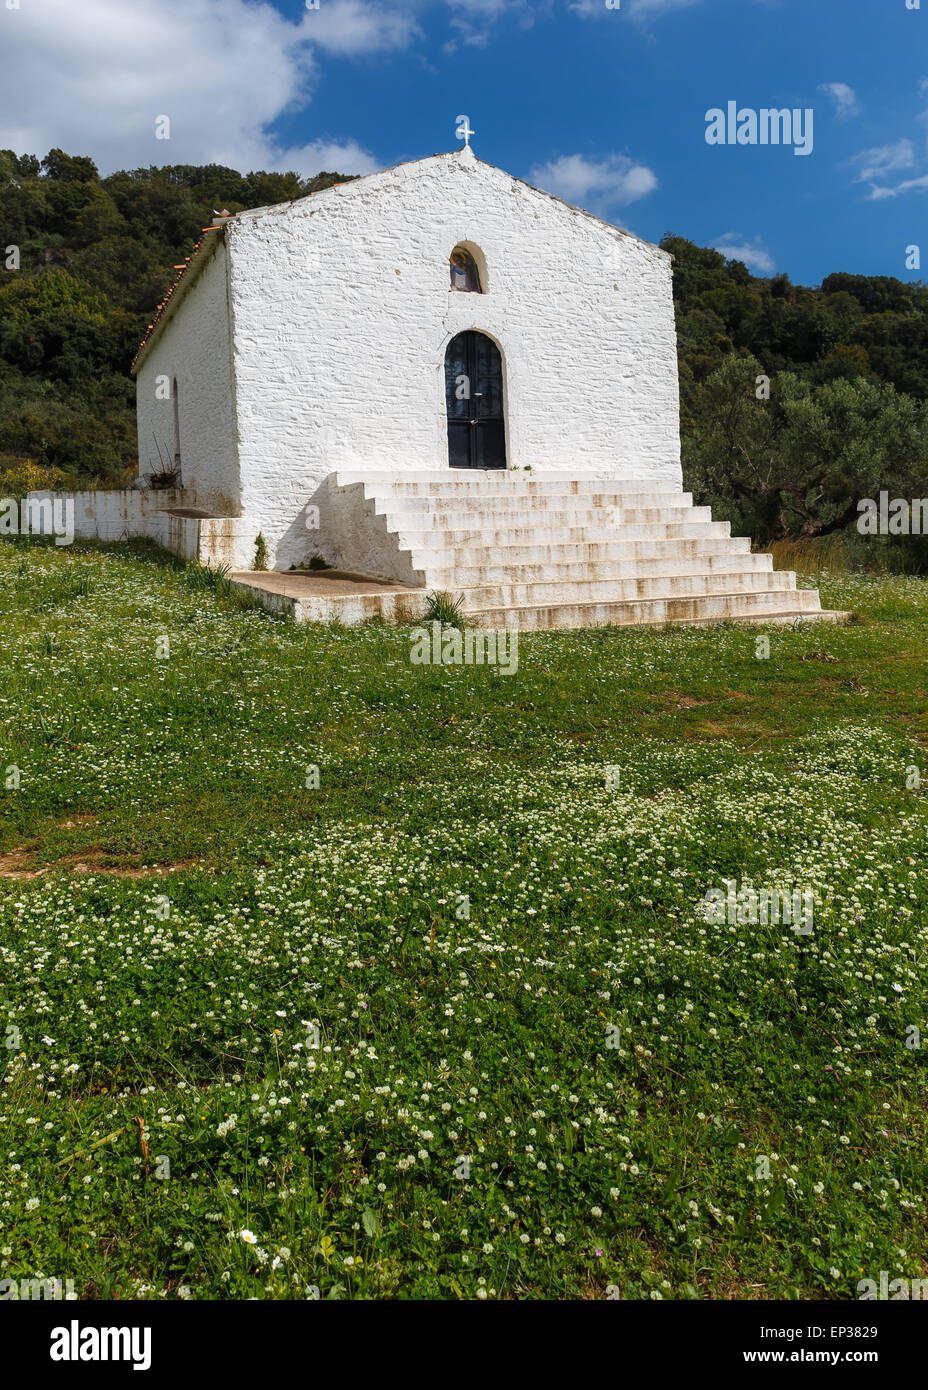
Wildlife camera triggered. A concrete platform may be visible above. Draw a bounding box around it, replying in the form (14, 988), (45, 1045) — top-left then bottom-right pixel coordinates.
(230, 569), (430, 624)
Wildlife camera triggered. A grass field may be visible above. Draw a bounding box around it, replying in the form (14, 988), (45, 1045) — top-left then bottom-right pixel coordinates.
(1, 537), (926, 1300)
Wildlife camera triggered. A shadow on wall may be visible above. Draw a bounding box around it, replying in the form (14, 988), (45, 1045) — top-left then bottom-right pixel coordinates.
(273, 485), (330, 571)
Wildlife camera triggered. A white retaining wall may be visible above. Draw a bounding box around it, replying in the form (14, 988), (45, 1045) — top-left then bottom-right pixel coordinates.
(24, 488), (183, 546)
(23, 489), (260, 570)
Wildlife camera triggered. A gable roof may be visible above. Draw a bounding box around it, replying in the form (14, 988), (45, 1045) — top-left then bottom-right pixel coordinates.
(230, 148), (667, 255)
(132, 149), (669, 371)
(131, 221), (226, 372)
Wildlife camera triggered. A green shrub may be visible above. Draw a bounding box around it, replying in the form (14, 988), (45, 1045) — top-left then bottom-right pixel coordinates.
(422, 590), (465, 629)
(185, 560), (232, 594)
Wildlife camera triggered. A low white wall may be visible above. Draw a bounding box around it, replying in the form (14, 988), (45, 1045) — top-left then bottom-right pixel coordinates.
(25, 488), (185, 545)
(24, 488), (260, 570)
(197, 517), (261, 570)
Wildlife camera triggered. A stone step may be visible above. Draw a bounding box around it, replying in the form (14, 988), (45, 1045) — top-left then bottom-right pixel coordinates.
(318, 471), (835, 632)
(293, 590), (427, 625)
(443, 570), (798, 609)
(409, 535), (753, 569)
(464, 587), (824, 632)
(339, 472), (682, 497)
(375, 492), (696, 516)
(398, 520), (735, 551)
(380, 503), (708, 529)
(420, 551), (775, 587)
(337, 475), (677, 503)
(236, 579), (844, 630)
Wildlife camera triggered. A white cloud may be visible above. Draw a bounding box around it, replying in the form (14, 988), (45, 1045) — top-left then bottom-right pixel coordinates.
(868, 173), (928, 201)
(271, 138), (380, 177)
(442, 0), (537, 51)
(529, 152), (658, 208)
(849, 139), (922, 199)
(854, 140), (916, 179)
(304, 0), (421, 57)
(818, 82), (860, 120)
(0, 0), (412, 176)
(708, 235), (775, 275)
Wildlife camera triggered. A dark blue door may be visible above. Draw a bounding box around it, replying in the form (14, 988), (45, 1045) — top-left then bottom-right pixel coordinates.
(444, 331), (506, 469)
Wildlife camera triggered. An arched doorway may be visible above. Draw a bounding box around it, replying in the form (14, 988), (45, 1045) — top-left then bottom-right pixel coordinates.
(444, 331), (506, 470)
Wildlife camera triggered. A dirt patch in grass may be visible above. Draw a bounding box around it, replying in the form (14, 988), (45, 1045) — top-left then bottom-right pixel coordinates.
(0, 850), (47, 880)
(0, 848), (207, 879)
(657, 690), (711, 709)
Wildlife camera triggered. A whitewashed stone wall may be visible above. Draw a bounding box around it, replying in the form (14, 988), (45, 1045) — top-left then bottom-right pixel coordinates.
(23, 489), (259, 569)
(134, 238), (240, 516)
(25, 487), (183, 546)
(224, 149), (682, 569)
(133, 150), (682, 571)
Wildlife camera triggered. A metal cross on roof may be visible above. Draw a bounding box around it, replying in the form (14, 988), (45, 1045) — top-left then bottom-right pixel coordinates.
(455, 115), (475, 149)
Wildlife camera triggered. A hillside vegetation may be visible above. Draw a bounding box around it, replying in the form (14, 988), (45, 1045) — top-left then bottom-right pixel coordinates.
(1, 150), (927, 556)
(0, 149), (354, 487)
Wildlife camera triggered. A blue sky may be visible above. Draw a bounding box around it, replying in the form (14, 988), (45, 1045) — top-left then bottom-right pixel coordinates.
(3, 0), (927, 286)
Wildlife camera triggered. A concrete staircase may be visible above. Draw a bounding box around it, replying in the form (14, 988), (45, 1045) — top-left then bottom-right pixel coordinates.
(328, 471), (839, 631)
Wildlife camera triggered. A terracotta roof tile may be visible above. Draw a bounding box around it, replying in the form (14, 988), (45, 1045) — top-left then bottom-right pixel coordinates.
(132, 226), (223, 370)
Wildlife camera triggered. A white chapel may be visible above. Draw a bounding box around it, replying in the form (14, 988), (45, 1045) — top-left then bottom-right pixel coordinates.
(128, 144), (829, 629)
